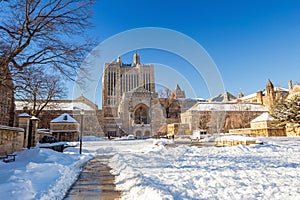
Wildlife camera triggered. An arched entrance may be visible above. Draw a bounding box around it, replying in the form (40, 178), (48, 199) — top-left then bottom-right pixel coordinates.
(134, 104), (149, 124)
(135, 130), (142, 138)
(144, 130), (151, 138)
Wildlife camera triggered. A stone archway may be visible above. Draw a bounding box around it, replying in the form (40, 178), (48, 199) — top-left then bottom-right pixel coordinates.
(144, 130), (151, 138)
(135, 130), (142, 138)
(133, 104), (149, 124)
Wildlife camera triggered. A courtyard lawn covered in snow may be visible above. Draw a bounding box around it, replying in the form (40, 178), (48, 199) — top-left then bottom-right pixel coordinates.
(1, 137), (300, 199)
(88, 138), (300, 200)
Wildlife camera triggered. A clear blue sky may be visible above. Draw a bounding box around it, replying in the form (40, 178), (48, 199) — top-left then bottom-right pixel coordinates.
(78, 0), (300, 104)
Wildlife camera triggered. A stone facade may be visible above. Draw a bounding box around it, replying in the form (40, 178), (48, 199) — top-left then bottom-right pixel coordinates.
(237, 80), (289, 109)
(102, 53), (162, 138)
(181, 103), (268, 133)
(15, 96), (104, 137)
(50, 113), (80, 142)
(167, 123), (189, 135)
(0, 126), (24, 154)
(229, 112), (286, 137)
(286, 124), (300, 136)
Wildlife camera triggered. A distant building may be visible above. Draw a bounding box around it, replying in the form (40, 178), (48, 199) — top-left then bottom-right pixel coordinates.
(287, 81), (300, 99)
(181, 102), (268, 133)
(15, 96), (104, 137)
(208, 91), (237, 102)
(237, 79), (289, 109)
(159, 84), (200, 124)
(171, 84), (186, 99)
(102, 53), (164, 138)
(50, 113), (79, 142)
(229, 112), (286, 137)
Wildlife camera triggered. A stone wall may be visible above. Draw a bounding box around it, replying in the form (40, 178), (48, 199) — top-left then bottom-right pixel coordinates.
(167, 123), (190, 135)
(0, 126), (24, 154)
(286, 124), (300, 136)
(229, 127), (286, 137)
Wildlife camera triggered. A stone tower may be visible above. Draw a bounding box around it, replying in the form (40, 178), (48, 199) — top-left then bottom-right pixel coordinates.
(102, 53), (157, 137)
(171, 84), (186, 99)
(238, 91), (244, 98)
(288, 80), (293, 92)
(266, 79), (275, 106)
(133, 52), (140, 66)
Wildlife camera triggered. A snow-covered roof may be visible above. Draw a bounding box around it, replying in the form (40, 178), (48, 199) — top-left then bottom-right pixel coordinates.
(251, 112), (276, 123)
(15, 96), (98, 111)
(50, 113), (78, 123)
(188, 102), (268, 112)
(18, 113), (30, 117)
(15, 101), (96, 111)
(238, 87), (289, 101)
(238, 93), (257, 101)
(208, 92), (237, 102)
(51, 130), (79, 133)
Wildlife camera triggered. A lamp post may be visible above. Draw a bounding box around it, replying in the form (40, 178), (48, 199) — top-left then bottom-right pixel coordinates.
(149, 92), (153, 137)
(79, 110), (84, 154)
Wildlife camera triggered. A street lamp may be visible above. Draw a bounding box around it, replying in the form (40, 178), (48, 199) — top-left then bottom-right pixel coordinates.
(79, 110), (84, 154)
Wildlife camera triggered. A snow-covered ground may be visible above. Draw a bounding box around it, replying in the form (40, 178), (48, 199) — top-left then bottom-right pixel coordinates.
(0, 147), (92, 200)
(92, 138), (300, 200)
(1, 137), (300, 199)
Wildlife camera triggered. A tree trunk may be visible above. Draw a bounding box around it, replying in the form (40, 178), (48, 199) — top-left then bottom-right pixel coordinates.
(0, 61), (15, 126)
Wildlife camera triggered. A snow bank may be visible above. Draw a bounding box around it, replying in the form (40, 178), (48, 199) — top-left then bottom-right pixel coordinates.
(0, 148), (91, 200)
(153, 139), (174, 146)
(83, 135), (106, 141)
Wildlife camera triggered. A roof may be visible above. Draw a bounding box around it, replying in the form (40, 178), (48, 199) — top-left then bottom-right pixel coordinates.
(188, 102), (268, 112)
(18, 113), (30, 117)
(208, 92), (237, 102)
(15, 95), (98, 111)
(50, 113), (78, 123)
(238, 87), (289, 101)
(238, 92), (257, 101)
(251, 112), (276, 123)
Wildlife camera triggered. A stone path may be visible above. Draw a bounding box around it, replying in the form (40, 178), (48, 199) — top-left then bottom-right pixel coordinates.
(64, 155), (121, 200)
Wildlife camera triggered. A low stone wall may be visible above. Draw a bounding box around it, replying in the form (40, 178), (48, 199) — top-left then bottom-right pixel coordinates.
(286, 124), (300, 136)
(0, 126), (24, 154)
(229, 128), (252, 135)
(229, 127), (286, 137)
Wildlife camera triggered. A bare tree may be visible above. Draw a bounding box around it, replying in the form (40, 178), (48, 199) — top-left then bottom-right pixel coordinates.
(158, 87), (172, 98)
(14, 66), (67, 117)
(0, 0), (95, 123)
(198, 113), (210, 130)
(209, 111), (226, 135)
(0, 0), (95, 77)
(158, 87), (175, 118)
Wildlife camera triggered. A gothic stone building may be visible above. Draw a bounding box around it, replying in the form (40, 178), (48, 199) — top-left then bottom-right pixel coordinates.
(102, 53), (164, 138)
(237, 79), (289, 109)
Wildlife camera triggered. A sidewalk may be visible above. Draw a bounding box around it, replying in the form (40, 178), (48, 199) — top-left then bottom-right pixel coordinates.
(64, 155), (121, 200)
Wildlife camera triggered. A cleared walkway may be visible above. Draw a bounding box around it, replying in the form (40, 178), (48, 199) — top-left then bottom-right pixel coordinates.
(64, 155), (121, 200)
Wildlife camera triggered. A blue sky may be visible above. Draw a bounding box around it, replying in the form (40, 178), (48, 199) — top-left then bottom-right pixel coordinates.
(77, 0), (300, 105)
